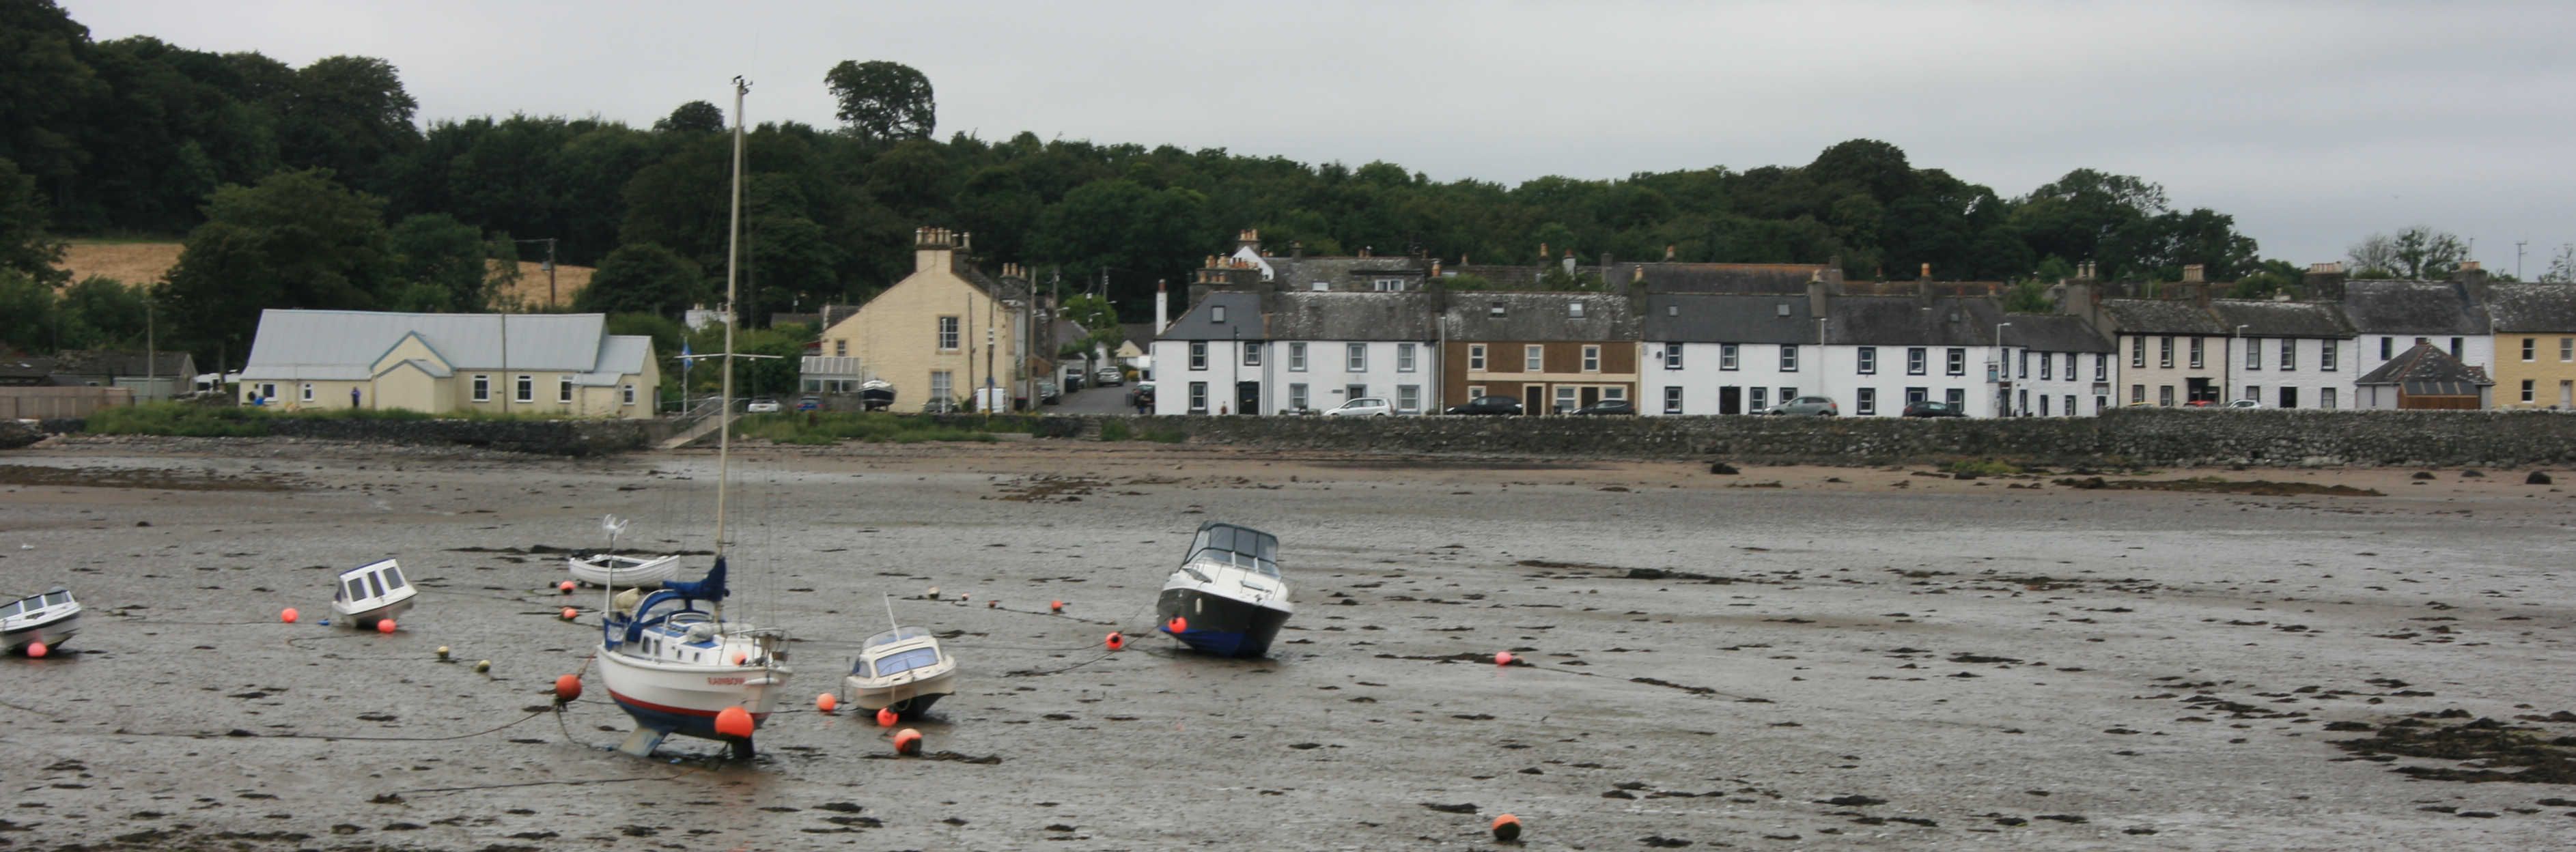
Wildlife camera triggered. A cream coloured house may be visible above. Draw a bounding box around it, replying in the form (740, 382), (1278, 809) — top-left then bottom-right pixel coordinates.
(816, 227), (1039, 412)
(238, 310), (659, 418)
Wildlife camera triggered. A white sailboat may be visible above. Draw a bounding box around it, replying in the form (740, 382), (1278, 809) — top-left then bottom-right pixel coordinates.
(594, 76), (792, 761)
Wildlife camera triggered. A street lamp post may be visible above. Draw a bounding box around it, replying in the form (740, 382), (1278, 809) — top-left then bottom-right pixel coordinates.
(1228, 324), (1239, 415)
(1995, 322), (2012, 416)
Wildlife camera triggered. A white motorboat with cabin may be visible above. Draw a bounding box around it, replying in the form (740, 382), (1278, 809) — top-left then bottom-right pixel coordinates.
(593, 76), (793, 761)
(842, 597), (957, 718)
(331, 558), (415, 629)
(1, 588), (81, 654)
(1155, 522), (1293, 657)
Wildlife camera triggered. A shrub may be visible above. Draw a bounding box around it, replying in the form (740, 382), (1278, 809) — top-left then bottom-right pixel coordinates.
(1097, 419), (1132, 441)
(85, 402), (268, 436)
(1944, 458), (2024, 477)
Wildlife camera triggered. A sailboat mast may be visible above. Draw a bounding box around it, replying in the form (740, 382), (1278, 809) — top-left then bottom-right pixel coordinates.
(715, 76), (746, 558)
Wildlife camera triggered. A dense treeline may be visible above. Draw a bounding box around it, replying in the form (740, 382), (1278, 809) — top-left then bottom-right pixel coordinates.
(2, 0), (2279, 369)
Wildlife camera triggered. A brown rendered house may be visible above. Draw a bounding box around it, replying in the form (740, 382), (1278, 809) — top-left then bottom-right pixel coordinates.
(1442, 292), (1641, 414)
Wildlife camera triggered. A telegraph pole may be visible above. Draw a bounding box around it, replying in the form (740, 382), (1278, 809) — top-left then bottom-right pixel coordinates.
(515, 238), (559, 307)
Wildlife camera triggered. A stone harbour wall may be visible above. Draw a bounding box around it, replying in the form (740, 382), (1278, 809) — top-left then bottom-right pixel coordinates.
(258, 418), (656, 456)
(1064, 409), (2576, 468)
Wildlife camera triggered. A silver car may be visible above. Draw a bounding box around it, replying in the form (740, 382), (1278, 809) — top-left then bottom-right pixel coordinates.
(1321, 397), (1395, 417)
(1764, 395), (1838, 416)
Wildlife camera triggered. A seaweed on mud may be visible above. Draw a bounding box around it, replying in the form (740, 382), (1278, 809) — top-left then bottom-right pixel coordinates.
(2332, 715), (2576, 784)
(2054, 476), (2382, 497)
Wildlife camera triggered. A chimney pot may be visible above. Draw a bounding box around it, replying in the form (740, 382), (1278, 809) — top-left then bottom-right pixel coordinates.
(1664, 244), (1676, 261)
(2461, 260), (2482, 271)
(1920, 262), (1931, 280)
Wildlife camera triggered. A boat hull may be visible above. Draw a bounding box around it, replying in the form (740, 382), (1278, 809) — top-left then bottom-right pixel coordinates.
(332, 595), (413, 629)
(843, 668), (957, 716)
(2, 611), (79, 653)
(596, 647), (789, 742)
(1156, 587), (1291, 658)
(567, 554), (678, 588)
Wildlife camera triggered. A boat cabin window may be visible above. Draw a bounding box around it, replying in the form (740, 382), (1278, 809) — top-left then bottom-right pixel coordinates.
(0, 599), (20, 618)
(875, 647), (942, 677)
(1186, 524), (1281, 578)
(344, 578), (367, 601)
(45, 592), (69, 607)
(365, 571), (387, 598)
(864, 627), (932, 649)
(379, 565), (405, 591)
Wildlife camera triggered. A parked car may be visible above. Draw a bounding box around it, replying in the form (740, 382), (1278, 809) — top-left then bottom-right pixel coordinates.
(1444, 395), (1522, 416)
(1569, 399), (1636, 416)
(1321, 397), (1395, 417)
(1096, 367), (1124, 387)
(1036, 381), (1061, 405)
(1902, 400), (1967, 418)
(1764, 395), (1838, 416)
(2224, 399), (2265, 409)
(745, 397), (781, 413)
(794, 395), (822, 412)
(2183, 399), (2216, 408)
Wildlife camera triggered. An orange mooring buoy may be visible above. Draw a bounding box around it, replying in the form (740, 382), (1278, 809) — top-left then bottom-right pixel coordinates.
(25, 642), (46, 658)
(876, 707), (898, 728)
(561, 607), (578, 621)
(1105, 631), (1125, 651)
(558, 580), (576, 595)
(816, 693), (839, 713)
(1166, 616), (1188, 634)
(892, 727), (923, 754)
(281, 608), (298, 623)
(1495, 651), (1515, 666)
(1050, 599), (1064, 613)
(376, 619), (397, 634)
(1492, 813), (1522, 841)
(714, 706), (754, 738)
(554, 674), (582, 704)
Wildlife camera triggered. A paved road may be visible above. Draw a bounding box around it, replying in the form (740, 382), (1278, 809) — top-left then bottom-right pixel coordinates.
(1046, 381), (1142, 414)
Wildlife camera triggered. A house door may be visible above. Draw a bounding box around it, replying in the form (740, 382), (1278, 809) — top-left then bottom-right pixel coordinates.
(1524, 385), (1545, 414)
(1580, 386), (1600, 408)
(2186, 377), (2215, 403)
(1236, 382), (1259, 415)
(1719, 386), (1741, 414)
(2279, 386), (2297, 409)
(2561, 380), (2571, 408)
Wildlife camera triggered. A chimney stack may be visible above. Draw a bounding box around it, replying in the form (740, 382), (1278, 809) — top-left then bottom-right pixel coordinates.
(1663, 244), (1676, 262)
(1358, 246), (1370, 258)
(1155, 279), (1168, 332)
(1919, 262), (1931, 281)
(1561, 248), (1576, 274)
(1291, 241), (1304, 260)
(1235, 229), (1261, 255)
(2303, 261), (2348, 301)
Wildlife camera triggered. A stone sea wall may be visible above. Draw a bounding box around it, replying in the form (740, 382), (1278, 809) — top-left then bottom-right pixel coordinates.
(1062, 408), (2576, 468)
(257, 418), (656, 456)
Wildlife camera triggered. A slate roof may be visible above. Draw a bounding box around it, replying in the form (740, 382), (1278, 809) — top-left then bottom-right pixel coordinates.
(1268, 292), (1438, 341)
(2209, 300), (2355, 339)
(2355, 342), (2493, 394)
(1157, 292), (1267, 341)
(1995, 313), (2114, 353)
(2484, 284), (2576, 332)
(1625, 263), (1832, 295)
(2101, 299), (2226, 335)
(1643, 294), (1813, 344)
(1825, 296), (2006, 347)
(1442, 264), (1550, 289)
(1267, 257), (1429, 291)
(51, 349), (196, 378)
(2339, 281), (2488, 335)
(1441, 292), (1640, 341)
(239, 310), (641, 381)
(1117, 323), (1157, 347)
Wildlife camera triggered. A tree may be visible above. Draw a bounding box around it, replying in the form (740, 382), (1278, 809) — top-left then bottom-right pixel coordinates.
(0, 270), (59, 354)
(276, 55), (419, 191)
(384, 213), (488, 311)
(2348, 227), (2467, 280)
(654, 100), (724, 133)
(824, 60), (934, 143)
(0, 0), (103, 203)
(2543, 244), (2576, 284)
(160, 168), (393, 363)
(576, 242), (708, 317)
(56, 275), (148, 347)
(0, 157), (68, 287)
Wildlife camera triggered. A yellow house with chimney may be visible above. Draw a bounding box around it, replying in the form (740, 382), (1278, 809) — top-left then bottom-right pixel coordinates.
(817, 227), (1039, 412)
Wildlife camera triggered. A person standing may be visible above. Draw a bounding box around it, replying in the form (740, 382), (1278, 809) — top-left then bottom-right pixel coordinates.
(350, 386), (362, 408)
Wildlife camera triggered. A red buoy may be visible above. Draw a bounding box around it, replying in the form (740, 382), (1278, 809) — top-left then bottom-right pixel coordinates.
(1105, 631), (1125, 651)
(280, 608), (298, 623)
(1492, 813), (1523, 841)
(876, 707), (898, 728)
(553, 674), (582, 703)
(558, 580), (576, 595)
(560, 607), (578, 621)
(376, 619), (397, 634)
(892, 727), (923, 755)
(1050, 600), (1064, 613)
(815, 693), (838, 713)
(1166, 616), (1188, 634)
(714, 706), (754, 738)
(25, 642), (46, 658)
(1495, 651), (1515, 666)
(987, 599), (998, 609)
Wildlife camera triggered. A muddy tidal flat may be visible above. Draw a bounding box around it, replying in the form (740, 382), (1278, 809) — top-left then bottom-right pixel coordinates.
(6, 436), (2576, 851)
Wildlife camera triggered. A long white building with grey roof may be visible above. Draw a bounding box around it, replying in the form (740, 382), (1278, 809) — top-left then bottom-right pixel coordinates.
(238, 309), (661, 418)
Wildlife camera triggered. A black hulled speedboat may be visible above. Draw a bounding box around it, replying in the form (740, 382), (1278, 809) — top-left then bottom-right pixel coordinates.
(1155, 522), (1292, 657)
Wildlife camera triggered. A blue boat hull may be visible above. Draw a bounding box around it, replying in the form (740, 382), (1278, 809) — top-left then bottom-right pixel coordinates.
(1156, 588), (1291, 658)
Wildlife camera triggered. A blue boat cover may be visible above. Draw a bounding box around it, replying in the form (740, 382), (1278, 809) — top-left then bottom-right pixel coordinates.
(662, 556), (731, 601)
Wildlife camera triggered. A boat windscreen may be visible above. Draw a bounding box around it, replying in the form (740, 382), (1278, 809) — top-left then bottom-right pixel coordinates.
(865, 626), (932, 648)
(0, 599), (20, 619)
(380, 564), (404, 590)
(42, 591), (70, 607)
(365, 571), (386, 598)
(345, 578), (367, 601)
(1190, 524), (1279, 569)
(875, 647), (942, 677)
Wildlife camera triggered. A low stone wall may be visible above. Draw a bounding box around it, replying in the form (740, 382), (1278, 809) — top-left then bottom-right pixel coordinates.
(1065, 409), (2576, 468)
(260, 418), (654, 457)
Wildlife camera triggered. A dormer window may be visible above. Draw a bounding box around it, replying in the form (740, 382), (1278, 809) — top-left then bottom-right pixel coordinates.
(1569, 302), (1586, 319)
(1489, 302), (1507, 317)
(1212, 305), (1226, 323)
(1666, 305), (1679, 317)
(1311, 281), (1328, 291)
(1373, 279), (1405, 292)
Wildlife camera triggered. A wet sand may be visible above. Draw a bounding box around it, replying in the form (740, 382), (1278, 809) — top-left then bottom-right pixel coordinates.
(5, 436), (2575, 851)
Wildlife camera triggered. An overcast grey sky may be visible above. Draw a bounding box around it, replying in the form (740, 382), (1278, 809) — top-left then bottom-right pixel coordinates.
(64, 0), (2576, 275)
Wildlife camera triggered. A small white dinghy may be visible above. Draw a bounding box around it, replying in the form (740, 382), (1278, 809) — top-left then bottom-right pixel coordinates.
(843, 623), (957, 719)
(1, 588), (81, 655)
(331, 558), (416, 629)
(568, 514), (678, 588)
